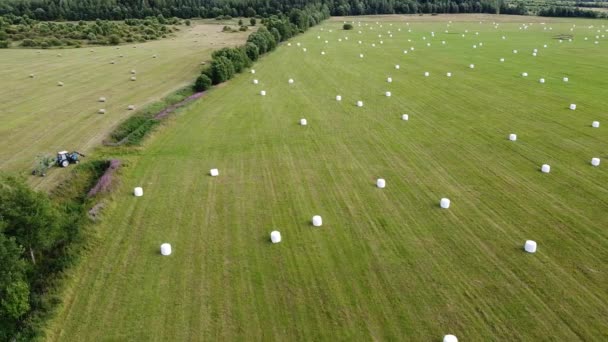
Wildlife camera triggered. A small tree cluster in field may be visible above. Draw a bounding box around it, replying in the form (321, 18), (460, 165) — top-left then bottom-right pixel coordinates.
(194, 74), (212, 91)
(343, 23), (353, 30)
(0, 15), (183, 48)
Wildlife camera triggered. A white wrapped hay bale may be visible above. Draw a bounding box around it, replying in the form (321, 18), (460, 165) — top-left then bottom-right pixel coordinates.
(98, 109), (106, 114)
(500, 58), (505, 62)
(395, 64), (400, 70)
(592, 121), (600, 128)
(312, 215), (323, 227)
(469, 64), (475, 69)
(569, 104), (576, 110)
(524, 240), (537, 253)
(128, 105), (135, 110)
(260, 90), (266, 96)
(443, 335), (458, 342)
(446, 72), (452, 77)
(539, 78), (545, 84)
(424, 72), (430, 77)
(160, 243), (172, 256)
(356, 101), (363, 107)
(402, 114), (409, 121)
(270, 231), (281, 244)
(376, 178), (386, 188)
(387, 77), (392, 83)
(509, 134), (517, 141)
(99, 97), (106, 102)
(385, 91), (391, 97)
(541, 164), (551, 173)
(134, 187), (143, 197)
(532, 52), (537, 57)
(300, 118), (307, 126)
(563, 77), (569, 82)
(513, 49), (518, 54)
(288, 78), (294, 84)
(336, 95), (342, 101)
(591, 158), (600, 166)
(359, 53), (364, 58)
(210, 168), (219, 177)
(522, 72), (528, 77)
(440, 198), (450, 209)
(251, 69), (256, 74)
(321, 51), (325, 55)
(253, 79), (258, 84)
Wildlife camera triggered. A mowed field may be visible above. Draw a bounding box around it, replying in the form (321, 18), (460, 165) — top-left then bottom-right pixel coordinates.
(47, 14), (608, 341)
(0, 21), (249, 190)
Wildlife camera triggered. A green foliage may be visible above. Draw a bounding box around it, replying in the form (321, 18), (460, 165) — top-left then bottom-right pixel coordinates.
(0, 40), (8, 48)
(250, 18), (257, 26)
(245, 42), (259, 62)
(0, 175), (63, 264)
(194, 74), (212, 92)
(0, 233), (29, 322)
(238, 19), (243, 26)
(210, 56), (235, 84)
(343, 23), (353, 30)
(212, 47), (250, 73)
(185, 19), (191, 26)
(108, 34), (120, 45)
(1, 16), (180, 48)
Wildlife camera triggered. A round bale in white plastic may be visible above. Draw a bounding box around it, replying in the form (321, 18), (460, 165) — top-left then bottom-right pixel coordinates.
(402, 114), (409, 121)
(541, 164), (551, 173)
(300, 118), (307, 126)
(270, 231), (281, 244)
(524, 240), (537, 253)
(336, 95), (342, 101)
(210, 168), (219, 177)
(377, 179), (386, 188)
(312, 215), (323, 227)
(509, 134), (517, 141)
(134, 187), (143, 197)
(592, 121), (600, 128)
(443, 334), (458, 342)
(440, 198), (450, 209)
(591, 158), (600, 167)
(160, 243), (172, 256)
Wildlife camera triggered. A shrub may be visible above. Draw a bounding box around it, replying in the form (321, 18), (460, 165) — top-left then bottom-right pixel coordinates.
(21, 38), (35, 47)
(0, 40), (9, 48)
(108, 34), (120, 45)
(193, 74), (212, 92)
(343, 23), (353, 30)
(250, 18), (257, 26)
(209, 56), (235, 84)
(238, 19), (243, 26)
(185, 20), (191, 26)
(245, 42), (259, 61)
(239, 25), (248, 31)
(222, 26), (232, 32)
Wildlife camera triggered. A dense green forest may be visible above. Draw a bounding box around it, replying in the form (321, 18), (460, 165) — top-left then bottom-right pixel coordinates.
(0, 0), (527, 21)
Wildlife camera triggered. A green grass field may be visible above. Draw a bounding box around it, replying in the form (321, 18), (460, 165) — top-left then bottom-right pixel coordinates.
(0, 21), (249, 190)
(46, 14), (608, 341)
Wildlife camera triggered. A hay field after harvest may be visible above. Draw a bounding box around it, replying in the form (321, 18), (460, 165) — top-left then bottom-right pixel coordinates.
(0, 21), (249, 190)
(47, 14), (608, 341)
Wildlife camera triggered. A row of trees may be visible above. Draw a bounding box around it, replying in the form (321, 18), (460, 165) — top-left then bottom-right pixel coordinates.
(0, 0), (534, 21)
(194, 6), (330, 91)
(0, 14), (180, 48)
(538, 6), (608, 18)
(0, 174), (88, 340)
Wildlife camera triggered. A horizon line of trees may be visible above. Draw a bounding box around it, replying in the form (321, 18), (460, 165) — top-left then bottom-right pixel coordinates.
(0, 0), (530, 22)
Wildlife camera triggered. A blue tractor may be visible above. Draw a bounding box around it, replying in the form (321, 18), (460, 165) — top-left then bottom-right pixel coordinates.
(56, 151), (84, 167)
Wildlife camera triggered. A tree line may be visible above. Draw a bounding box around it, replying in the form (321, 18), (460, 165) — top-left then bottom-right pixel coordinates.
(0, 15), (181, 48)
(0, 0), (528, 21)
